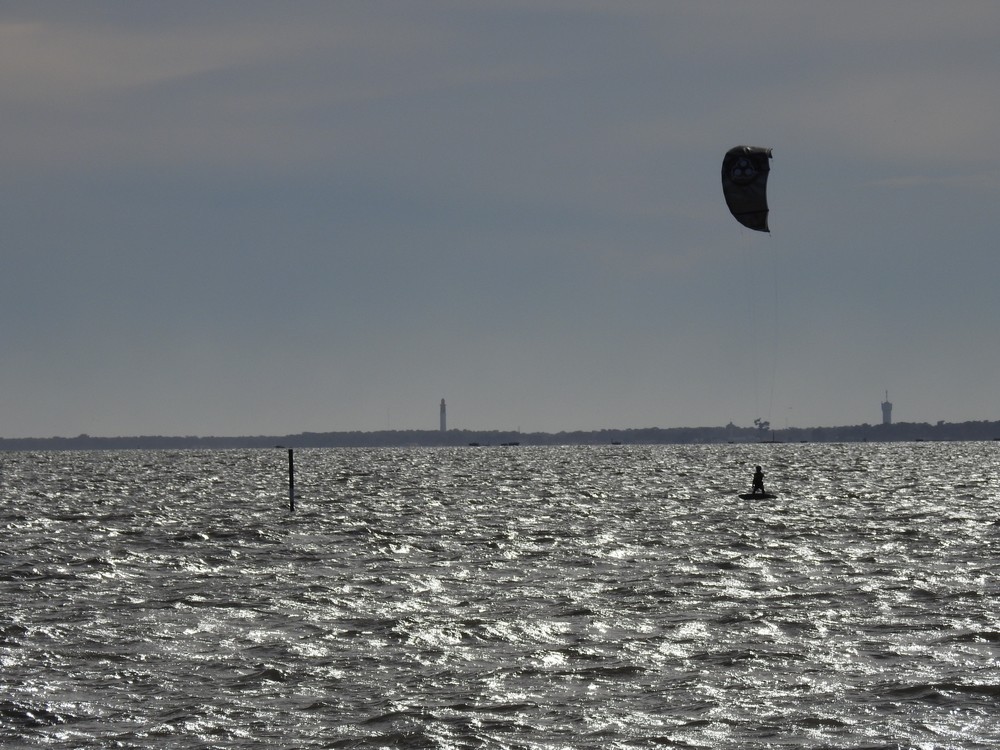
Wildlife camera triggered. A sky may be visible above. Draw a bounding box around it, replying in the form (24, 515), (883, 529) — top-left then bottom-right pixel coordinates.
(2, 1), (999, 438)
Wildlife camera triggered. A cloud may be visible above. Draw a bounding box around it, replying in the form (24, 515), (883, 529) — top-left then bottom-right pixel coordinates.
(3, 2), (1000, 436)
(868, 171), (1000, 190)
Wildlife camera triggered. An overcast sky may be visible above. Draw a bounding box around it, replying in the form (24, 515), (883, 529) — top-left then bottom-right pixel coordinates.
(2, 1), (999, 438)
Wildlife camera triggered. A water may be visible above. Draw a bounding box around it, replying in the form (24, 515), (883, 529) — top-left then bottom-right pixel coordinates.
(1, 442), (999, 748)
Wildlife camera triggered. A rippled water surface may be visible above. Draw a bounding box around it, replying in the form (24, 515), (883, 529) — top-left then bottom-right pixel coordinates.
(2, 443), (999, 748)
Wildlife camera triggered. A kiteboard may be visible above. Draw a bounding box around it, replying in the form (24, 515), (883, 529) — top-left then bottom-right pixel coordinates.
(738, 492), (777, 500)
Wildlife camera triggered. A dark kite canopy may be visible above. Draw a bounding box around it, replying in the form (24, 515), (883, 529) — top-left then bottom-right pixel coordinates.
(721, 146), (772, 232)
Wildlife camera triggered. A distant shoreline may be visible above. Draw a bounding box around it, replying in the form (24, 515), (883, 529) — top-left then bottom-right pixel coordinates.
(2, 421), (999, 451)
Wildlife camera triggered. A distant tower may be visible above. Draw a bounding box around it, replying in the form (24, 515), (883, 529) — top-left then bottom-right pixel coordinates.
(881, 390), (892, 425)
(440, 399), (447, 432)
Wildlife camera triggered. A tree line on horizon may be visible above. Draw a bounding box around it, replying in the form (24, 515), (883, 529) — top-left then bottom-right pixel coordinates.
(1, 420), (999, 450)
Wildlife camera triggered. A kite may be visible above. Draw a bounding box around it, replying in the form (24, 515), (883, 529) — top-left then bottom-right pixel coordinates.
(721, 146), (772, 232)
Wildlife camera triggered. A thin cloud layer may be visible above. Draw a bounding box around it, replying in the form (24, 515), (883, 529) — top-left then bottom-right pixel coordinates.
(2, 1), (999, 437)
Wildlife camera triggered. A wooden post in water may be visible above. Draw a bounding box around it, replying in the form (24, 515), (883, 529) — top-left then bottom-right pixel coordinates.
(287, 448), (295, 512)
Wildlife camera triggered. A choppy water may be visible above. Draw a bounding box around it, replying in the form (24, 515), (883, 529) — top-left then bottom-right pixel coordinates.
(1, 442), (999, 748)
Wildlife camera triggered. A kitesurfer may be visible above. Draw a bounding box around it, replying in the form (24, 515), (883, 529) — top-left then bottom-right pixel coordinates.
(751, 465), (765, 496)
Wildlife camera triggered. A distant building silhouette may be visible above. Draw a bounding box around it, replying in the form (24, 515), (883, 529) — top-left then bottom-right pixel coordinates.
(440, 399), (447, 432)
(881, 390), (892, 425)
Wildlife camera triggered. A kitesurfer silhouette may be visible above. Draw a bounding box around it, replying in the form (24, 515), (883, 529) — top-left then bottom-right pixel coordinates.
(751, 465), (765, 496)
